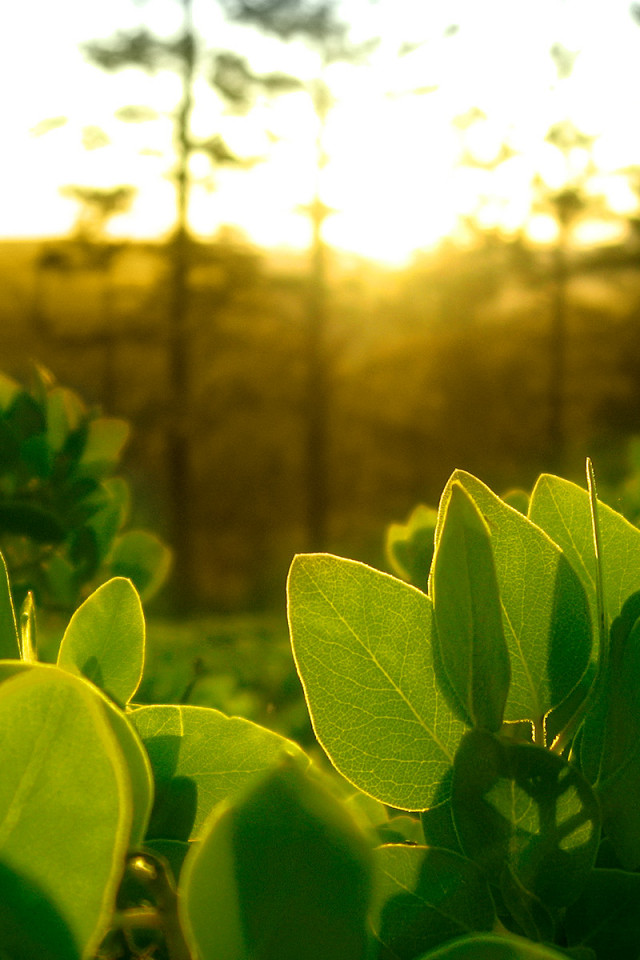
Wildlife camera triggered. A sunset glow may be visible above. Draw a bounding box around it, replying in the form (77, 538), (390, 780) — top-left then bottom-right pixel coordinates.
(2, 0), (640, 264)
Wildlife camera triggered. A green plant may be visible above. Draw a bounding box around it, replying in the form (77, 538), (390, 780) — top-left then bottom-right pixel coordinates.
(2, 461), (640, 959)
(0, 366), (171, 611)
(286, 460), (640, 958)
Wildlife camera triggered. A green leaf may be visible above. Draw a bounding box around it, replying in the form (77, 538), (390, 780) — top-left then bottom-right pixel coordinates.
(0, 668), (132, 958)
(386, 504), (438, 588)
(179, 758), (373, 960)
(85, 498), (123, 565)
(434, 472), (592, 735)
(45, 386), (85, 454)
(287, 554), (466, 810)
(529, 473), (640, 639)
(109, 529), (172, 601)
(579, 604), (640, 867)
(0, 371), (19, 411)
(451, 729), (600, 909)
(415, 932), (573, 959)
(19, 591), (37, 662)
(0, 552), (19, 659)
(57, 577), (145, 706)
(432, 483), (510, 732)
(0, 660), (153, 849)
(564, 868), (640, 959)
(78, 417), (130, 474)
(370, 845), (495, 960)
(130, 703), (306, 842)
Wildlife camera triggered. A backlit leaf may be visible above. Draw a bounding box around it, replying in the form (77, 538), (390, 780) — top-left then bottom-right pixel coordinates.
(57, 577), (145, 706)
(529, 473), (640, 639)
(434, 472), (591, 734)
(130, 703), (306, 841)
(287, 554), (466, 810)
(0, 668), (132, 958)
(0, 660), (153, 849)
(432, 483), (510, 732)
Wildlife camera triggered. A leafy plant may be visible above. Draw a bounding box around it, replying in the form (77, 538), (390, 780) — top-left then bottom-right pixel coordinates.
(0, 366), (171, 611)
(286, 461), (640, 959)
(3, 461), (640, 959)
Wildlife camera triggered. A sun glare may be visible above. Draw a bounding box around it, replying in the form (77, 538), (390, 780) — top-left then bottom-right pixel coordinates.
(2, 0), (640, 262)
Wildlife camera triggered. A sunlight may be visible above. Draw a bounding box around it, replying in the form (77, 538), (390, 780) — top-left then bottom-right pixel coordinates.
(1, 0), (640, 262)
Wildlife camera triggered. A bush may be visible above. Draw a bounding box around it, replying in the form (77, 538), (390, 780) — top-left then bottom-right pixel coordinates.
(0, 365), (170, 612)
(0, 460), (638, 959)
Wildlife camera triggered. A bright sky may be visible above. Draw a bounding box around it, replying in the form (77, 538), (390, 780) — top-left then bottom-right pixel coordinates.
(2, 0), (640, 264)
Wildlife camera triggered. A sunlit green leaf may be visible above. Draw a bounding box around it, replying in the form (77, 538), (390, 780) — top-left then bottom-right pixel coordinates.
(529, 473), (640, 638)
(371, 844), (495, 960)
(432, 483), (510, 732)
(0, 660), (153, 849)
(0, 668), (132, 958)
(287, 554), (466, 810)
(180, 758), (373, 960)
(57, 577), (145, 706)
(434, 472), (591, 733)
(130, 703), (306, 841)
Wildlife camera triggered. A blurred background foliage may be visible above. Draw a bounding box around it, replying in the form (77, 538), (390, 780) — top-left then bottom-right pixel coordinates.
(3, 0), (640, 741)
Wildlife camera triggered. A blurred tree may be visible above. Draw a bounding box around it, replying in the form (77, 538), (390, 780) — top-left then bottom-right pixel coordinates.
(81, 0), (343, 605)
(32, 185), (138, 409)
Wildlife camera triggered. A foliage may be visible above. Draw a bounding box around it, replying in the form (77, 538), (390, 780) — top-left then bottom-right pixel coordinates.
(4, 461), (640, 957)
(0, 366), (171, 611)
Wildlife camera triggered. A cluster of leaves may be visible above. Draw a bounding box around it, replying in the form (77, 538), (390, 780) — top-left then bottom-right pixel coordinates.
(3, 462), (640, 959)
(0, 367), (170, 611)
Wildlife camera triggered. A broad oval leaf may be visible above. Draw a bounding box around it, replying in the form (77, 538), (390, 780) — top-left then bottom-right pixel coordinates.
(287, 554), (466, 810)
(451, 729), (600, 909)
(434, 472), (591, 732)
(529, 473), (640, 638)
(0, 668), (132, 958)
(57, 577), (145, 706)
(130, 703), (306, 841)
(371, 844), (495, 960)
(432, 483), (510, 732)
(0, 660), (153, 849)
(415, 932), (572, 959)
(179, 758), (373, 960)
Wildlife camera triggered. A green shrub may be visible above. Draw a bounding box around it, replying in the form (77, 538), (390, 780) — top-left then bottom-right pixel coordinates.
(0, 366), (170, 611)
(1, 460), (639, 959)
